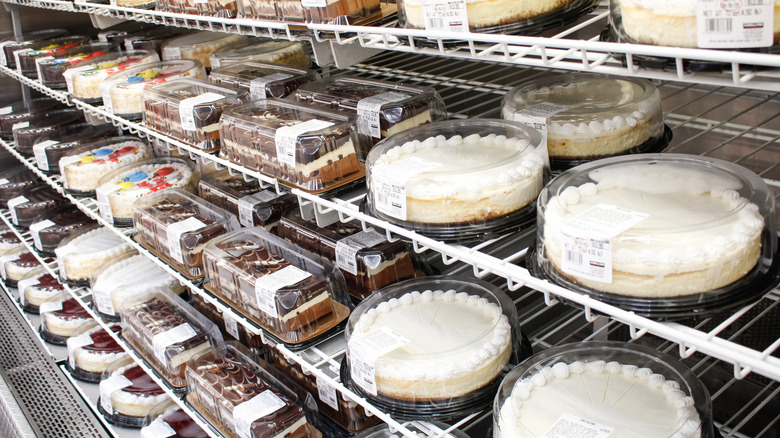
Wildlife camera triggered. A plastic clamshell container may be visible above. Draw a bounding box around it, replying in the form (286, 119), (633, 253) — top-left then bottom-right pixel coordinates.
(17, 267), (63, 314)
(185, 342), (315, 438)
(39, 292), (97, 344)
(235, 0), (279, 21)
(209, 61), (318, 100)
(12, 108), (85, 154)
(219, 99), (366, 194)
(0, 97), (64, 139)
(55, 226), (133, 286)
(501, 73), (665, 163)
(202, 227), (352, 344)
(67, 323), (126, 383)
(0, 29), (68, 69)
(161, 32), (247, 69)
(0, 166), (42, 204)
(198, 170), (298, 230)
(293, 76), (447, 157)
(208, 41), (310, 70)
(264, 335), (381, 432)
(358, 422), (469, 438)
(494, 341), (713, 438)
(534, 154), (777, 317)
(189, 293), (266, 356)
(345, 276), (522, 410)
(59, 136), (152, 196)
(14, 35), (89, 78)
(98, 357), (175, 428)
(140, 405), (209, 438)
(91, 251), (186, 321)
(0, 248), (41, 286)
(64, 50), (160, 101)
(101, 60), (206, 120)
(7, 185), (68, 229)
(277, 0), (380, 24)
(133, 188), (240, 278)
(119, 287), (223, 389)
(277, 208), (416, 301)
(31, 122), (118, 174)
(36, 42), (116, 88)
(143, 78), (249, 152)
(194, 0), (238, 17)
(29, 204), (95, 256)
(95, 157), (200, 226)
(365, 119), (547, 241)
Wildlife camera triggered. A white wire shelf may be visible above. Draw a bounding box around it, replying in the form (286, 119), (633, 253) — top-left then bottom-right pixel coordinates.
(3, 0), (780, 89)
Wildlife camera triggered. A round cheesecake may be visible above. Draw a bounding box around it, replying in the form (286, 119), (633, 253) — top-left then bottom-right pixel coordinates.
(55, 227), (133, 285)
(20, 271), (65, 311)
(103, 363), (173, 419)
(497, 361), (701, 437)
(349, 289), (512, 401)
(69, 325), (127, 376)
(42, 297), (96, 338)
(401, 0), (576, 30)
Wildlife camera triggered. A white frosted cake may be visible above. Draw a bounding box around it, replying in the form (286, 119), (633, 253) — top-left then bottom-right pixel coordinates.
(61, 139), (152, 194)
(542, 162), (764, 297)
(618, 0), (780, 47)
(402, 0), (576, 29)
(370, 133), (545, 224)
(55, 228), (133, 284)
(66, 51), (159, 100)
(349, 289), (512, 401)
(497, 361), (701, 437)
(41, 297), (98, 338)
(19, 270), (64, 308)
(68, 325), (127, 375)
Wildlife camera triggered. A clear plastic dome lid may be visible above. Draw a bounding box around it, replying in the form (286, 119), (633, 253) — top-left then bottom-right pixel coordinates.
(104, 60), (204, 90)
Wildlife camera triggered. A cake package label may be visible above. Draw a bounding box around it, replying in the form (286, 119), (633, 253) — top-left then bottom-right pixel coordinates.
(38, 300), (63, 315)
(697, 0), (775, 48)
(96, 183), (121, 224)
(179, 92), (225, 131)
(224, 311), (240, 339)
(93, 287), (116, 316)
(30, 219), (55, 251)
(140, 420), (176, 438)
(542, 414), (613, 438)
(421, 0), (469, 33)
(238, 191), (282, 227)
(316, 366), (339, 411)
(165, 217), (206, 264)
(0, 178), (8, 185)
(12, 121), (29, 131)
(301, 0), (327, 7)
(0, 42), (10, 66)
(0, 106), (12, 115)
(14, 49), (33, 74)
(335, 229), (387, 276)
(152, 322), (198, 364)
(254, 265), (312, 318)
(349, 326), (410, 396)
(35, 56), (54, 80)
(7, 196), (29, 225)
(249, 73), (294, 99)
(99, 81), (114, 113)
(233, 389), (287, 438)
(34, 140), (58, 171)
(356, 91), (411, 139)
(0, 253), (16, 279)
(67, 332), (95, 369)
(100, 374), (132, 415)
(513, 102), (571, 149)
(59, 155), (81, 183)
(275, 119), (335, 168)
(162, 46), (182, 60)
(17, 277), (38, 306)
(372, 157), (442, 220)
(560, 203), (649, 283)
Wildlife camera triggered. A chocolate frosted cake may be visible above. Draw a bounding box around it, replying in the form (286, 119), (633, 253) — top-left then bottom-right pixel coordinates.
(0, 97), (64, 140)
(12, 108), (85, 154)
(18, 270), (64, 313)
(36, 42), (115, 88)
(99, 362), (174, 426)
(219, 99), (366, 193)
(278, 209), (416, 301)
(31, 122), (118, 174)
(7, 186), (68, 229)
(120, 291), (218, 389)
(0, 167), (42, 205)
(1, 29), (67, 69)
(40, 296), (97, 344)
(203, 228), (351, 344)
(198, 170), (298, 230)
(209, 62), (317, 100)
(15, 35), (89, 78)
(67, 324), (126, 382)
(133, 189), (238, 278)
(185, 344), (312, 438)
(29, 206), (95, 256)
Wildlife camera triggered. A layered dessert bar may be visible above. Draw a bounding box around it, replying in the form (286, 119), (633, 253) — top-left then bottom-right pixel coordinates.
(0, 166), (43, 204)
(202, 228), (351, 344)
(60, 136), (152, 196)
(185, 343), (314, 438)
(219, 99), (365, 193)
(140, 406), (209, 438)
(91, 252), (184, 321)
(12, 108), (85, 154)
(161, 32), (247, 69)
(14, 35), (89, 78)
(120, 289), (221, 389)
(293, 76), (446, 158)
(95, 157), (199, 226)
(36, 42), (115, 88)
(0, 29), (67, 69)
(29, 205), (95, 256)
(0, 249), (42, 287)
(99, 361), (175, 427)
(30, 122), (118, 173)
(7, 185), (68, 229)
(189, 293), (265, 356)
(198, 170), (298, 230)
(17, 269), (64, 314)
(143, 78), (249, 152)
(278, 208), (415, 300)
(55, 226), (133, 286)
(101, 60), (206, 120)
(133, 189), (239, 278)
(208, 41), (310, 70)
(235, 0), (279, 20)
(209, 61), (317, 100)
(197, 0), (238, 18)
(277, 0), (380, 24)
(0, 97), (64, 139)
(39, 295), (98, 345)
(65, 50), (159, 102)
(67, 324), (127, 382)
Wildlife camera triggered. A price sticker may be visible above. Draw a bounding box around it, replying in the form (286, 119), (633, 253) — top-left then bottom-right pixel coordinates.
(254, 265), (311, 318)
(356, 91), (410, 139)
(371, 157), (441, 221)
(33, 140), (58, 171)
(179, 92), (224, 131)
(698, 0), (775, 48)
(348, 327), (409, 395)
(274, 119), (334, 168)
(233, 390), (287, 438)
(421, 0), (469, 33)
(249, 73), (293, 99)
(335, 230), (386, 276)
(152, 323), (197, 364)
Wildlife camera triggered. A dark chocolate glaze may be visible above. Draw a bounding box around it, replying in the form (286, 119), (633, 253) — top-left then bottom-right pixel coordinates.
(51, 297), (91, 321)
(37, 206), (95, 251)
(83, 325), (124, 354)
(120, 364), (166, 396)
(158, 408), (209, 438)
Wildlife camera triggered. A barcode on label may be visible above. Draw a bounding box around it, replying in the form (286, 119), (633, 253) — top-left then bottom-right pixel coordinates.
(565, 250), (583, 266)
(427, 18), (444, 28)
(706, 18), (733, 33)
